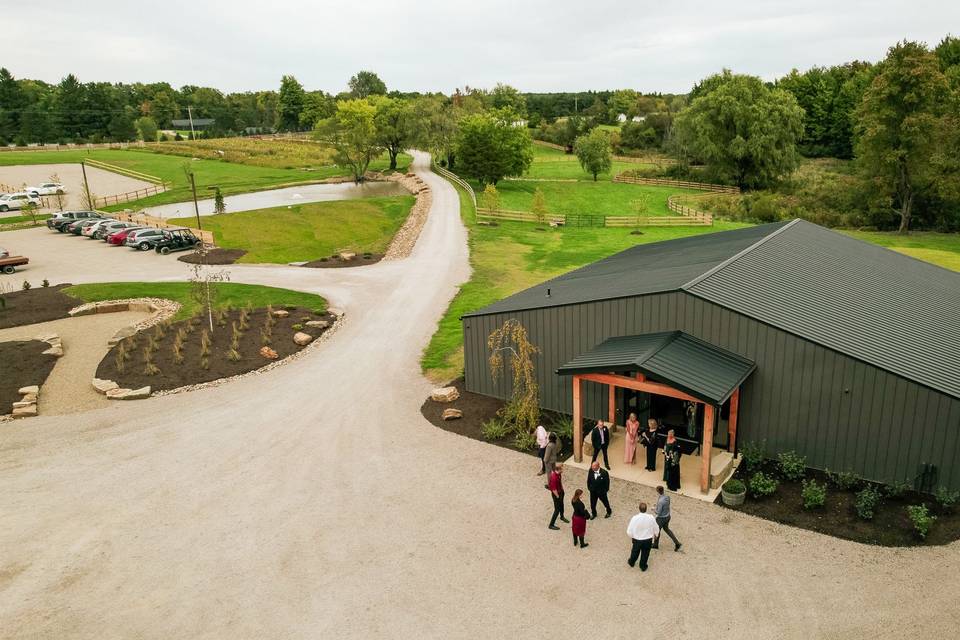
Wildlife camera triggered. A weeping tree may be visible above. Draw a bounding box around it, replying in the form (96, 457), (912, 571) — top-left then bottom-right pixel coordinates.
(488, 319), (541, 437)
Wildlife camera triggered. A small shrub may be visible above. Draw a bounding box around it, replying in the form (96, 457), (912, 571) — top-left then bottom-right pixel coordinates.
(934, 486), (960, 511)
(199, 329), (211, 357)
(481, 418), (510, 441)
(226, 347), (241, 362)
(826, 469), (862, 491)
(41, 279), (50, 288)
(21, 280), (31, 291)
(740, 440), (766, 472)
(884, 480), (911, 499)
(291, 323), (303, 330)
(200, 355), (210, 370)
(551, 415), (573, 442)
(114, 341), (130, 374)
(906, 504), (936, 539)
(777, 451), (807, 482)
(722, 479), (745, 494)
(749, 471), (778, 498)
(800, 479), (827, 509)
(300, 316), (311, 322)
(514, 429), (537, 451)
(855, 485), (882, 520)
(153, 323), (167, 340)
(260, 328), (272, 346)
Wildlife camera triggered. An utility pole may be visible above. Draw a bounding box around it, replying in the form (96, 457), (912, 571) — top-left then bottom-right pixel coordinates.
(81, 161), (93, 210)
(187, 106), (196, 140)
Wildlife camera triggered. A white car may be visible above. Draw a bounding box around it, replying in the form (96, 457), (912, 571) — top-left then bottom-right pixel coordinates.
(26, 182), (65, 197)
(0, 192), (42, 212)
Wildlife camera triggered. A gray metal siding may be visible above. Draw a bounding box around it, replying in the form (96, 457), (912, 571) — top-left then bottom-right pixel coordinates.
(462, 291), (960, 490)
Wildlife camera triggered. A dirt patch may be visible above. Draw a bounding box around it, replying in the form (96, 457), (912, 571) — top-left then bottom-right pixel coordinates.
(420, 377), (571, 456)
(95, 306), (335, 393)
(301, 253), (383, 268)
(0, 284), (77, 329)
(720, 465), (960, 546)
(0, 340), (58, 415)
(178, 249), (248, 265)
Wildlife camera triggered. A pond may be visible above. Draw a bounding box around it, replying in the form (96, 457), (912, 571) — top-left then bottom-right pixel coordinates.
(140, 181), (410, 219)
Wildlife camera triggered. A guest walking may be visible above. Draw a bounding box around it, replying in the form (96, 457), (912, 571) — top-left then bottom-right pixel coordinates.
(548, 463), (569, 530)
(586, 461), (612, 519)
(652, 485), (682, 552)
(590, 420), (611, 470)
(571, 489), (590, 548)
(640, 419), (659, 471)
(626, 502), (660, 572)
(663, 429), (682, 491)
(543, 433), (559, 487)
(624, 412), (640, 464)
(536, 424), (549, 476)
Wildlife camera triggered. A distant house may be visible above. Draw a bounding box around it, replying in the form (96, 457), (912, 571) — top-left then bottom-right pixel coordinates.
(170, 118), (215, 130)
(632, 115), (645, 123)
(616, 113), (627, 123)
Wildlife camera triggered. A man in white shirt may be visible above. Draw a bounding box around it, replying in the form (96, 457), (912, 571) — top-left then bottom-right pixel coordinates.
(626, 502), (660, 571)
(535, 425), (549, 475)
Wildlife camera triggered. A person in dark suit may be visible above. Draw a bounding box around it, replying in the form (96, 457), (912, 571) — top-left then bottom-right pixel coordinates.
(586, 461), (612, 519)
(590, 420), (611, 470)
(640, 419), (659, 471)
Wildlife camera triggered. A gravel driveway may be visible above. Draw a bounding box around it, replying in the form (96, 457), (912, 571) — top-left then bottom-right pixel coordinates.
(0, 152), (956, 639)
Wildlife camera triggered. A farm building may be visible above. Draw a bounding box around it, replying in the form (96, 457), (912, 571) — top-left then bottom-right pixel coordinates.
(462, 220), (960, 495)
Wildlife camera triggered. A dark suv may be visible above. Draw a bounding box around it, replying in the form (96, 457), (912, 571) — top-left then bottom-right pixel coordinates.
(47, 211), (103, 232)
(154, 228), (201, 254)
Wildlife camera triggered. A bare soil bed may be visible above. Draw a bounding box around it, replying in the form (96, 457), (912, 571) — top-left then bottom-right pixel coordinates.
(95, 306), (335, 392)
(0, 340), (58, 414)
(302, 253), (384, 268)
(0, 284), (77, 329)
(721, 465), (960, 546)
(178, 249), (248, 265)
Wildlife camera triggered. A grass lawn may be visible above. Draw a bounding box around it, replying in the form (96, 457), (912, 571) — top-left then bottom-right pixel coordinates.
(0, 214), (50, 228)
(843, 230), (960, 272)
(522, 144), (651, 181)
(64, 282), (327, 320)
(169, 195), (414, 264)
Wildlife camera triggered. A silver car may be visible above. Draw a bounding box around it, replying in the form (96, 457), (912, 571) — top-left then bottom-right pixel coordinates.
(124, 228), (165, 251)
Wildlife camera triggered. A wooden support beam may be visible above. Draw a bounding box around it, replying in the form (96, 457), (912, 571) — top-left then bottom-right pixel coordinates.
(608, 385), (616, 427)
(700, 404), (716, 494)
(573, 375), (583, 463)
(728, 388), (740, 455)
(579, 372), (702, 405)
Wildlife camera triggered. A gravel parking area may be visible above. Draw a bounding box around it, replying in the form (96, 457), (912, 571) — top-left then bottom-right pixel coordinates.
(0, 163), (154, 212)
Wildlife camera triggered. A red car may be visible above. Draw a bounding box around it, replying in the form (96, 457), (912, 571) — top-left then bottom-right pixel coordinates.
(107, 226), (145, 246)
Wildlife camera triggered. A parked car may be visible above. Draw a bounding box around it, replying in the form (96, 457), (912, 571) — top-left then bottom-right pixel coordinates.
(68, 218), (103, 235)
(106, 226), (145, 246)
(93, 221), (137, 240)
(154, 228), (201, 254)
(0, 192), (41, 212)
(81, 218), (117, 238)
(125, 228), (166, 251)
(26, 182), (65, 197)
(47, 210), (102, 231)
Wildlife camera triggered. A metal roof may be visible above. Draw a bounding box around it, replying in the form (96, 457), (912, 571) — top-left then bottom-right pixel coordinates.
(556, 331), (756, 404)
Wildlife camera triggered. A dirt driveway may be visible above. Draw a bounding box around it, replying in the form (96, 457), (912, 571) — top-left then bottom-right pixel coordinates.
(0, 152), (956, 639)
(0, 163), (154, 212)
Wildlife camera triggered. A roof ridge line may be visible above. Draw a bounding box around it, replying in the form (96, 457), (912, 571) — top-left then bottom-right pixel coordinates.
(634, 330), (680, 368)
(681, 219), (802, 291)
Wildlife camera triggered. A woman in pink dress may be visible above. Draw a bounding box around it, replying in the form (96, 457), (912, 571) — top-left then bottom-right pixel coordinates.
(623, 412), (640, 464)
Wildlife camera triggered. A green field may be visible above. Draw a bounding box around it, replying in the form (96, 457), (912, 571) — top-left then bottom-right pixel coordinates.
(842, 230), (960, 272)
(64, 282), (327, 320)
(169, 196), (415, 264)
(521, 144), (649, 181)
(0, 214), (50, 228)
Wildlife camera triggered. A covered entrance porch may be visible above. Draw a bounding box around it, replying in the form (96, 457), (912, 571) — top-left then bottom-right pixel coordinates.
(556, 331), (755, 499)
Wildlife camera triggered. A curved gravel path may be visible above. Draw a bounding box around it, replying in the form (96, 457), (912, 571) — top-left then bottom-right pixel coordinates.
(0, 152), (957, 639)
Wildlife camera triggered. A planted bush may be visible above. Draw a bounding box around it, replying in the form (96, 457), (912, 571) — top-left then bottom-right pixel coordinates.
(21, 280), (31, 291)
(906, 504), (936, 539)
(935, 486), (960, 511)
(740, 440), (766, 472)
(778, 451), (806, 481)
(723, 479), (745, 494)
(800, 479), (826, 509)
(749, 471), (778, 498)
(855, 485), (882, 520)
(292, 323), (303, 330)
(826, 469), (862, 491)
(481, 418), (510, 440)
(884, 480), (911, 499)
(514, 429), (536, 451)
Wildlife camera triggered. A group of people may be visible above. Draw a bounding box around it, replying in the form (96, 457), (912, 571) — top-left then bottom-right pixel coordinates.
(622, 413), (683, 491)
(537, 420), (683, 572)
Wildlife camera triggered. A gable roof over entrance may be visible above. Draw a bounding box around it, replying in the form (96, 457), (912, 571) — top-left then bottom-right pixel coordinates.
(556, 331), (756, 404)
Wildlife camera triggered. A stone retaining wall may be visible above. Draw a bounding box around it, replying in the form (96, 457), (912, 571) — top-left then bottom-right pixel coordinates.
(370, 171), (433, 260)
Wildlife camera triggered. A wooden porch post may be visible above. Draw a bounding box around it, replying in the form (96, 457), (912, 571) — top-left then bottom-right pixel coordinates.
(608, 384), (616, 427)
(728, 388), (740, 456)
(573, 375), (583, 463)
(700, 403), (716, 494)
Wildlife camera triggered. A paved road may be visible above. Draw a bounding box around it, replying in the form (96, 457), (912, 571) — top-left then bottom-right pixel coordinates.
(1, 152), (958, 639)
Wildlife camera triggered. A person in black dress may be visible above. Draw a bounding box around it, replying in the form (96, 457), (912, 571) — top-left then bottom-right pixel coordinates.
(663, 429), (682, 491)
(640, 418), (659, 471)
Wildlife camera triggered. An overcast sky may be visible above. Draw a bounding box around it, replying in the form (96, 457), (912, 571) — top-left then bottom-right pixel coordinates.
(4, 0), (957, 94)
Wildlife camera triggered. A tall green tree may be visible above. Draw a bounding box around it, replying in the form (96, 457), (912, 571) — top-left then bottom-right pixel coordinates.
(856, 41), (953, 233)
(135, 116), (158, 141)
(299, 91), (335, 130)
(675, 72), (804, 189)
(455, 111), (533, 185)
(276, 75), (306, 132)
(0, 68), (25, 142)
(409, 95), (459, 167)
(372, 96), (412, 170)
(488, 83), (527, 118)
(315, 98), (381, 182)
(573, 128), (612, 180)
(348, 71), (387, 99)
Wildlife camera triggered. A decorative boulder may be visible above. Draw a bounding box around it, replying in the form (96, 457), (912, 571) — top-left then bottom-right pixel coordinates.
(92, 378), (119, 394)
(327, 308), (343, 318)
(293, 332), (314, 346)
(12, 405), (38, 418)
(106, 388), (131, 399)
(305, 320), (329, 329)
(431, 387), (460, 403)
(259, 346), (279, 359)
(19, 393), (38, 403)
(339, 252), (356, 262)
(441, 408), (463, 421)
(12, 400), (36, 409)
(121, 386), (151, 400)
(271, 309), (290, 319)
(17, 385), (39, 396)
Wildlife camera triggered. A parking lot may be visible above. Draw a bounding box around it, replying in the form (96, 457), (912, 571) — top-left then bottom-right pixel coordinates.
(0, 163), (154, 212)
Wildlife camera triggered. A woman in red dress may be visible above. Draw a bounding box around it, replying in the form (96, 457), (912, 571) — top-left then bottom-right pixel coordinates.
(571, 489), (589, 548)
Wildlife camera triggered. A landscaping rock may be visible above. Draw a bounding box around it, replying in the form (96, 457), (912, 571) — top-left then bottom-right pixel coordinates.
(12, 400), (36, 409)
(68, 306), (96, 317)
(19, 393), (38, 403)
(327, 308), (343, 318)
(441, 408), (463, 421)
(339, 252), (356, 262)
(12, 405), (38, 418)
(96, 302), (130, 314)
(42, 345), (64, 357)
(293, 332), (314, 346)
(106, 388), (132, 399)
(305, 320), (329, 329)
(271, 309), (290, 319)
(92, 378), (119, 394)
(121, 386), (151, 400)
(259, 346), (279, 359)
(17, 385), (39, 395)
(108, 326), (138, 347)
(431, 387), (460, 403)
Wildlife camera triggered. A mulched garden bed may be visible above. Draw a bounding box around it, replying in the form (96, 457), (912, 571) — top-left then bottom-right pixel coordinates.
(0, 340), (58, 415)
(95, 306), (335, 392)
(178, 249), (248, 265)
(0, 284), (77, 329)
(720, 464), (960, 546)
(420, 377), (572, 456)
(302, 253), (384, 268)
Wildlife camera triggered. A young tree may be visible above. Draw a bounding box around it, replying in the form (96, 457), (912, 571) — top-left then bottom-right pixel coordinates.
(50, 173), (65, 211)
(856, 41), (952, 234)
(674, 72), (804, 189)
(135, 116), (158, 142)
(531, 187), (548, 224)
(480, 184), (500, 212)
(213, 188), (226, 214)
(315, 99), (381, 182)
(276, 75), (306, 132)
(372, 96), (412, 171)
(348, 71), (387, 98)
(488, 319), (541, 437)
(573, 128), (612, 181)
(455, 111), (533, 185)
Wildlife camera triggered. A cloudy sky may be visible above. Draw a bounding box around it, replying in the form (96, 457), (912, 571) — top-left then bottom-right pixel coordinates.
(5, 0), (957, 94)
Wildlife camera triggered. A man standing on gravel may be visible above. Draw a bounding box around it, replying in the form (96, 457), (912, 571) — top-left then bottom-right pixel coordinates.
(586, 461), (612, 519)
(626, 502), (659, 572)
(652, 486), (682, 552)
(548, 463), (569, 530)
